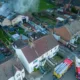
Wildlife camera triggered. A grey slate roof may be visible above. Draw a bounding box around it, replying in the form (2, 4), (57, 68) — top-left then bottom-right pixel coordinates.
(0, 55), (24, 80)
(64, 20), (80, 37)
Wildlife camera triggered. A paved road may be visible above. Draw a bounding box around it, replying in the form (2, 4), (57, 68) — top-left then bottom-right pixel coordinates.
(59, 46), (76, 60)
(41, 72), (53, 80)
(60, 65), (77, 80)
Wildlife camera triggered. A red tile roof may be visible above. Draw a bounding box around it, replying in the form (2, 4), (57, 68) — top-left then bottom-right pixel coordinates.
(54, 27), (71, 41)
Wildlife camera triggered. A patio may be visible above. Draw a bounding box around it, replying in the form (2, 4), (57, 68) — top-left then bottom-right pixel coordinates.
(39, 16), (56, 25)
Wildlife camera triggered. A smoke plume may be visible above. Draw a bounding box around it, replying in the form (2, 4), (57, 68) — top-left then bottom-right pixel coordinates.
(12, 0), (40, 14)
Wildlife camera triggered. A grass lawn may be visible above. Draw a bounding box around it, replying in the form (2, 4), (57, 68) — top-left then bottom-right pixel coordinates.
(39, 0), (56, 11)
(0, 29), (12, 45)
(18, 27), (24, 34)
(53, 55), (62, 62)
(53, 54), (64, 63)
(9, 27), (24, 35)
(40, 16), (56, 25)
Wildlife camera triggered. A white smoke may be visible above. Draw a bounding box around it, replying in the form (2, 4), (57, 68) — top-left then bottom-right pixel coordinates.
(13, 0), (40, 14)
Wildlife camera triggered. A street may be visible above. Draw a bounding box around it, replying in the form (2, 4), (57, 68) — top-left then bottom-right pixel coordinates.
(60, 65), (77, 80)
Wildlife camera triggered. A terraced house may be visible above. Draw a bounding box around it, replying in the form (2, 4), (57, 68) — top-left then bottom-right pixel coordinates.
(13, 35), (59, 73)
(0, 40), (25, 80)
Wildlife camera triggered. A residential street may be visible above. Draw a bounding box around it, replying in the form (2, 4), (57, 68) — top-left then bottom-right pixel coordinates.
(60, 65), (77, 80)
(41, 72), (53, 80)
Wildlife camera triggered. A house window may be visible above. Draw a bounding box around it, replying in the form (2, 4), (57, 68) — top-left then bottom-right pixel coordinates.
(33, 59), (38, 64)
(18, 78), (21, 80)
(41, 55), (44, 59)
(55, 47), (57, 49)
(16, 74), (20, 77)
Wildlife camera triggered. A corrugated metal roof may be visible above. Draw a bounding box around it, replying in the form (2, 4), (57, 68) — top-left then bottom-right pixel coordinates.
(65, 20), (80, 37)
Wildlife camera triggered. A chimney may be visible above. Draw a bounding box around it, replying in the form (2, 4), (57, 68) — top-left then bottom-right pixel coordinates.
(28, 38), (35, 48)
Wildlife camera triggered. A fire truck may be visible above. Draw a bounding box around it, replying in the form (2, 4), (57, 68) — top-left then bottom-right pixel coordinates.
(75, 57), (80, 80)
(53, 58), (73, 79)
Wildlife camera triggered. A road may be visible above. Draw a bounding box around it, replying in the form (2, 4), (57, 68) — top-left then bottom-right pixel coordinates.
(60, 65), (77, 80)
(41, 72), (53, 80)
(41, 46), (77, 80)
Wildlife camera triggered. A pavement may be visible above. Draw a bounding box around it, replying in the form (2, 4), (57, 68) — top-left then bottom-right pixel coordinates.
(59, 46), (76, 60)
(41, 72), (53, 80)
(59, 65), (77, 80)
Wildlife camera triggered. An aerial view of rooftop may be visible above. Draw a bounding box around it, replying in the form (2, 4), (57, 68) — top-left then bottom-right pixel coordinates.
(0, 0), (80, 80)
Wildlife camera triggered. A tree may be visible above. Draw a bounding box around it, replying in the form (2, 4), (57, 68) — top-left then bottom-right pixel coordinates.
(71, 6), (78, 14)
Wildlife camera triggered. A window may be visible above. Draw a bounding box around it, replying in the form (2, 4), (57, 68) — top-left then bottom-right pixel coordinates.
(41, 55), (44, 59)
(22, 71), (24, 74)
(40, 58), (45, 62)
(47, 53), (48, 55)
(33, 59), (38, 64)
(16, 74), (20, 77)
(18, 78), (21, 80)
